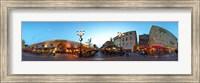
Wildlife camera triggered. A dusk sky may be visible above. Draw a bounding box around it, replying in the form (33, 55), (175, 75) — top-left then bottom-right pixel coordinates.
(22, 22), (178, 47)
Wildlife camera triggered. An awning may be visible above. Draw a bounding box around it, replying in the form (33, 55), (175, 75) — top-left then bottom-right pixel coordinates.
(151, 45), (164, 49)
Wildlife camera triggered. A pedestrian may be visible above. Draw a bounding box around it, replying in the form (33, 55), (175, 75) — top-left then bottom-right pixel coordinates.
(52, 50), (56, 56)
(126, 52), (129, 57)
(141, 49), (146, 57)
(168, 49), (172, 56)
(157, 49), (160, 58)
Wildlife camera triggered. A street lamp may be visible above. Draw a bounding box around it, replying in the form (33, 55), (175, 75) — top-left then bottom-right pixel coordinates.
(76, 31), (85, 57)
(117, 32), (124, 48)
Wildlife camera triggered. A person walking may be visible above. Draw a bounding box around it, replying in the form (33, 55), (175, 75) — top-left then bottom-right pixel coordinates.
(157, 49), (160, 58)
(125, 50), (129, 57)
(52, 50), (56, 56)
(169, 49), (172, 55)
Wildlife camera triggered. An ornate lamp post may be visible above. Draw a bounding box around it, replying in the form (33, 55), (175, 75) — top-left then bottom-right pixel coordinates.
(117, 32), (124, 48)
(76, 31), (85, 57)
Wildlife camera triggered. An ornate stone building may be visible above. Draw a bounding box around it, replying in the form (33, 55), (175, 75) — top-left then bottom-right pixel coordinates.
(113, 31), (137, 52)
(25, 40), (89, 53)
(139, 34), (149, 47)
(149, 25), (178, 50)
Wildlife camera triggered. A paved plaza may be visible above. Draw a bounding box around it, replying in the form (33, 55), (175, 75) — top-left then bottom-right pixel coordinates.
(22, 51), (178, 61)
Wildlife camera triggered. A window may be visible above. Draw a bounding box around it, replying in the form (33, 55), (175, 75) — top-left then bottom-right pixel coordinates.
(126, 37), (128, 41)
(130, 36), (132, 40)
(155, 34), (157, 37)
(130, 32), (132, 35)
(126, 43), (128, 45)
(155, 29), (157, 32)
(168, 36), (170, 40)
(126, 33), (128, 35)
(122, 38), (124, 41)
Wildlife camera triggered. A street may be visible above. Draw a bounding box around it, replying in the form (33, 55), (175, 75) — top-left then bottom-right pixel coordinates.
(22, 51), (178, 61)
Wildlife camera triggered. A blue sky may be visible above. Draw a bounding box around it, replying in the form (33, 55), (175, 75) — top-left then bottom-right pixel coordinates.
(22, 22), (178, 47)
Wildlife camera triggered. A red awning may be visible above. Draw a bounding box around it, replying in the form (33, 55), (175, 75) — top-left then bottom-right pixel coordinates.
(145, 45), (164, 50)
(151, 45), (164, 49)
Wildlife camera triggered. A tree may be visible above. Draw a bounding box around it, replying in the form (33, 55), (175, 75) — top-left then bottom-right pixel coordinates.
(93, 44), (98, 49)
(85, 38), (92, 47)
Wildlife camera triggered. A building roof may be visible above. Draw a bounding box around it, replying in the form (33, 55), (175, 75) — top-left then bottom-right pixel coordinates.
(139, 34), (149, 36)
(150, 25), (177, 40)
(30, 39), (80, 46)
(113, 30), (137, 39)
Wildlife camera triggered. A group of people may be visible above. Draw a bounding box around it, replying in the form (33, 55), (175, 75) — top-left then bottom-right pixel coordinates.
(101, 49), (129, 57)
(139, 48), (178, 57)
(82, 50), (98, 57)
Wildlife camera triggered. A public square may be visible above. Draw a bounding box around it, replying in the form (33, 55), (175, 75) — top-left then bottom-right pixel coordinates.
(22, 51), (178, 61)
(22, 22), (178, 61)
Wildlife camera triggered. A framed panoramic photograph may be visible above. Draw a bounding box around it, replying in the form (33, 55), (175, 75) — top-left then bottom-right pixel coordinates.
(1, 0), (199, 83)
(22, 21), (178, 61)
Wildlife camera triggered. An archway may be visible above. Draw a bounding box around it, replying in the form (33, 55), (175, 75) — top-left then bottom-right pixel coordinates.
(56, 43), (66, 53)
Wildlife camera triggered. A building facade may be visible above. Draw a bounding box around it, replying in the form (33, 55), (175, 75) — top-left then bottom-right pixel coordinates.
(139, 34), (149, 47)
(113, 31), (137, 52)
(25, 40), (89, 54)
(149, 25), (178, 50)
(22, 39), (26, 49)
